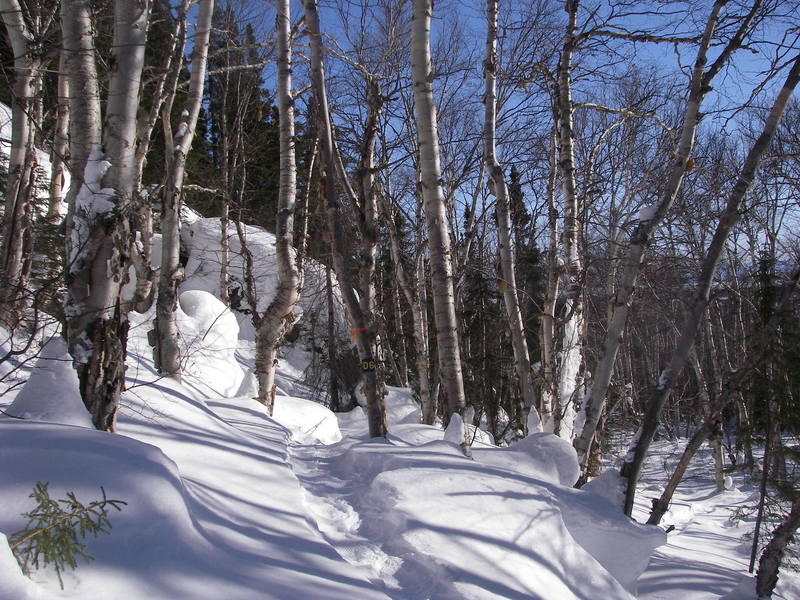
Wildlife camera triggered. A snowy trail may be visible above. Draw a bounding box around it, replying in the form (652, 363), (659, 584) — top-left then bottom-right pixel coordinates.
(287, 390), (663, 600)
(117, 379), (391, 600)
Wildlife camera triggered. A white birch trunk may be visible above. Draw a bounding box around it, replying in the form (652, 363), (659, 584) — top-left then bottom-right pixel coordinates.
(253, 0), (302, 415)
(411, 0), (467, 438)
(554, 0), (583, 441)
(48, 51), (70, 222)
(153, 0), (214, 379)
(62, 0), (149, 431)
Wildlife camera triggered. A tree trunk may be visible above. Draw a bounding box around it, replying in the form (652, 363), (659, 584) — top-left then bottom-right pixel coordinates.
(411, 0), (467, 443)
(483, 0), (541, 434)
(539, 125), (559, 426)
(0, 0), (41, 327)
(621, 51), (800, 516)
(303, 0), (387, 438)
(755, 496), (800, 598)
(62, 0), (149, 431)
(153, 0), (214, 379)
(48, 51), (70, 222)
(254, 0), (302, 415)
(554, 0), (584, 441)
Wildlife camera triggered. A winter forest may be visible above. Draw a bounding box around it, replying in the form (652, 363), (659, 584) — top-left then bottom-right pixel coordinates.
(1, 0), (800, 598)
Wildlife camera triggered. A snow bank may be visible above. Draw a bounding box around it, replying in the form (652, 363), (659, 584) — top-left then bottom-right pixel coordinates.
(271, 395), (342, 444)
(175, 289), (243, 396)
(6, 338), (91, 428)
(180, 218), (345, 342)
(0, 532), (57, 600)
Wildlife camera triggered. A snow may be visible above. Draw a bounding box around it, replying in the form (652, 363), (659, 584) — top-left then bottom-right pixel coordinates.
(638, 204), (659, 222)
(442, 411), (465, 445)
(2, 210), (796, 600)
(6, 337), (91, 428)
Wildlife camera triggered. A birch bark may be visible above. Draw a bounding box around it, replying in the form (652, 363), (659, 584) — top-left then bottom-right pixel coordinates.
(0, 0), (41, 326)
(411, 0), (467, 437)
(62, 0), (149, 431)
(253, 0), (302, 415)
(153, 0), (214, 379)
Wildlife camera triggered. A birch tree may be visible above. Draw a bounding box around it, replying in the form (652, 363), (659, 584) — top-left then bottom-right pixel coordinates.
(411, 0), (468, 441)
(573, 0), (766, 472)
(551, 0), (587, 441)
(620, 51), (800, 516)
(62, 0), (150, 430)
(153, 0), (214, 379)
(253, 0), (301, 414)
(0, 0), (45, 327)
(303, 0), (387, 438)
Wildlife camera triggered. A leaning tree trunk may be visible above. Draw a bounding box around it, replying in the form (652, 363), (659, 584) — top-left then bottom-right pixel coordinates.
(153, 0), (214, 379)
(62, 0), (149, 431)
(411, 0), (467, 443)
(253, 0), (302, 415)
(574, 0), (762, 472)
(756, 496), (800, 598)
(620, 52), (800, 517)
(0, 0), (41, 328)
(484, 0), (541, 434)
(303, 0), (387, 438)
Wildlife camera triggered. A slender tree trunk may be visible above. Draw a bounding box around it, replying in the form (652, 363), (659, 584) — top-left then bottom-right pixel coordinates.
(153, 0), (214, 379)
(554, 0), (584, 441)
(392, 284), (409, 387)
(483, 0), (541, 434)
(380, 192), (432, 421)
(539, 125), (559, 426)
(325, 263), (340, 412)
(0, 0), (41, 327)
(574, 0), (760, 470)
(48, 51), (70, 222)
(411, 0), (467, 444)
(303, 0), (387, 437)
(620, 52), (800, 516)
(647, 423), (713, 525)
(254, 0), (302, 415)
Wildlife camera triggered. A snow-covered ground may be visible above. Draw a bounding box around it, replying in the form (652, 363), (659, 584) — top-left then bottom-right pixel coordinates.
(1, 221), (797, 599)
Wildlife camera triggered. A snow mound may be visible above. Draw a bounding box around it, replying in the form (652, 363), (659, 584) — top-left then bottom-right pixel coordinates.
(0, 532), (58, 600)
(180, 218), (342, 341)
(176, 289), (243, 396)
(468, 431), (580, 487)
(271, 395), (342, 444)
(6, 338), (91, 428)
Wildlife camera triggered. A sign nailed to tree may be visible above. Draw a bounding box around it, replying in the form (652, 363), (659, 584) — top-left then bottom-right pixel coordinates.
(361, 357), (376, 373)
